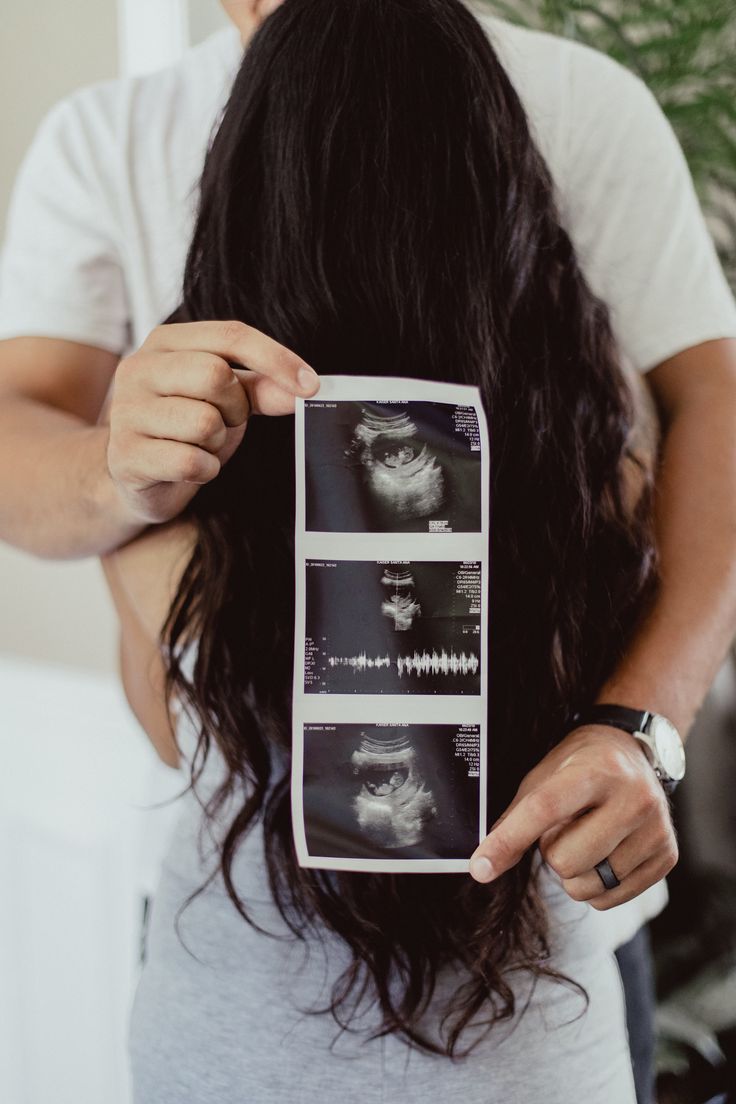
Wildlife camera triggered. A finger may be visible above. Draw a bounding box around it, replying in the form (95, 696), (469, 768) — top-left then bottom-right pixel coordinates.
(489, 752), (590, 839)
(144, 320), (320, 396)
(469, 768), (601, 883)
(540, 806), (636, 882)
(232, 368), (301, 417)
(484, 765), (557, 837)
(113, 436), (221, 488)
(585, 846), (678, 911)
(130, 396), (228, 454)
(538, 809), (587, 853)
(560, 820), (675, 902)
(141, 352), (250, 428)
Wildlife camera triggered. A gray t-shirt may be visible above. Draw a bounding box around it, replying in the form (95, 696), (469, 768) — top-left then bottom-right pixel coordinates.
(128, 727), (637, 1103)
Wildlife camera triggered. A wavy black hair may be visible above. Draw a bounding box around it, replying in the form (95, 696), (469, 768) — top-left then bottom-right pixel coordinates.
(162, 0), (657, 1058)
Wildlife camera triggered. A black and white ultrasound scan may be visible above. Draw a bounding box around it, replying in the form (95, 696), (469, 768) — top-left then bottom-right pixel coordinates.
(304, 399), (482, 533)
(304, 560), (482, 695)
(292, 376), (490, 873)
(302, 723), (481, 861)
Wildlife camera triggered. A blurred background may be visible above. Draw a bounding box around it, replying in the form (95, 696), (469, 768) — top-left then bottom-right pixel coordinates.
(0, 1), (734, 1101)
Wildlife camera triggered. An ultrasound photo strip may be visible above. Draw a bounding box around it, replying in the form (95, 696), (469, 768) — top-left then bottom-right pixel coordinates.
(292, 375), (490, 874)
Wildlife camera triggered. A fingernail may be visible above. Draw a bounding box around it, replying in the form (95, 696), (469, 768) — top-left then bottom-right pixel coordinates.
(469, 856), (495, 883)
(297, 366), (319, 392)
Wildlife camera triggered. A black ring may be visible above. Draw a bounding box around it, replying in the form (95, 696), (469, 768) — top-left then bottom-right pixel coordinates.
(594, 858), (621, 891)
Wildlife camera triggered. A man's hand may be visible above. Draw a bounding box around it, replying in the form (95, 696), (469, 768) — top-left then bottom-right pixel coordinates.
(468, 724), (678, 910)
(106, 319), (319, 525)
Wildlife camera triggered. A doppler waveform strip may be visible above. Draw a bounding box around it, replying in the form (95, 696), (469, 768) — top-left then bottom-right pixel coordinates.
(326, 648), (480, 677)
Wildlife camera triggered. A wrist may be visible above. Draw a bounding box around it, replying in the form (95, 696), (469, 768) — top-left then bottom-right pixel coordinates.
(594, 673), (694, 740)
(84, 424), (146, 553)
(572, 702), (687, 794)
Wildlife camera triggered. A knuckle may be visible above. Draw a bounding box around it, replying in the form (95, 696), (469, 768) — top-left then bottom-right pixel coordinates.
(661, 839), (679, 871)
(274, 346), (304, 376)
(553, 857), (578, 881)
(599, 744), (630, 776)
(218, 319), (249, 346)
(653, 820), (675, 851)
(590, 896), (616, 912)
(565, 881), (590, 902)
(584, 760), (608, 786)
(174, 450), (207, 483)
(116, 352), (154, 392)
(204, 357), (233, 392)
(528, 789), (560, 825)
(637, 781), (663, 817)
(194, 404), (223, 441)
(542, 843), (574, 881)
(488, 829), (514, 868)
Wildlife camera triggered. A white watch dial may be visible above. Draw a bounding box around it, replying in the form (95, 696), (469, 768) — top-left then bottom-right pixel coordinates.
(648, 715), (686, 781)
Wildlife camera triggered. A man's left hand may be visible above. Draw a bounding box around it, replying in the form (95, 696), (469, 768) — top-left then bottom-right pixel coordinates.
(468, 724), (678, 910)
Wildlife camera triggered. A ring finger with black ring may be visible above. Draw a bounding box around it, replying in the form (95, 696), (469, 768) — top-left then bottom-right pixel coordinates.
(560, 822), (670, 904)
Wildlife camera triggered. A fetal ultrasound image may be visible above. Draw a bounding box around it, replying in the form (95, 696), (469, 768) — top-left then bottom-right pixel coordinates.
(304, 559), (481, 695)
(304, 400), (482, 533)
(303, 722), (481, 860)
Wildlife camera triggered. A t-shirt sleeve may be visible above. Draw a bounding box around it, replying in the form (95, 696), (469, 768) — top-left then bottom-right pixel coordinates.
(0, 90), (129, 353)
(559, 47), (736, 373)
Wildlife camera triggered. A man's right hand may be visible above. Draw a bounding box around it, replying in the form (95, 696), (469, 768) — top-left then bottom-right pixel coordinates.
(106, 319), (320, 525)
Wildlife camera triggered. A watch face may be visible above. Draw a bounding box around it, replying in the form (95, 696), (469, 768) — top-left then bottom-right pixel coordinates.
(649, 715), (686, 781)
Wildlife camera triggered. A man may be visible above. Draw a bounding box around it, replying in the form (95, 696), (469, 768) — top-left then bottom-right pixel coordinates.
(1, 2), (736, 1101)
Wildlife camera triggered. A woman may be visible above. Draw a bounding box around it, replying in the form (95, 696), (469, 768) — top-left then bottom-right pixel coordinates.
(102, 0), (663, 1098)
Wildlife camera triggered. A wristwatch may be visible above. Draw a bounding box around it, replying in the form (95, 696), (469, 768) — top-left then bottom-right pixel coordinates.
(571, 704), (686, 795)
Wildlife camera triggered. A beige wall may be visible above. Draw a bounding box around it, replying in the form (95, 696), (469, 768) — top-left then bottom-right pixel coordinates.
(0, 2), (119, 236)
(0, 1), (120, 672)
(188, 0), (229, 44)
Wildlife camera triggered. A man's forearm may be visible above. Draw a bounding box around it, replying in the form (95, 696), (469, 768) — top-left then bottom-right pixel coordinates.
(0, 396), (144, 558)
(598, 361), (736, 737)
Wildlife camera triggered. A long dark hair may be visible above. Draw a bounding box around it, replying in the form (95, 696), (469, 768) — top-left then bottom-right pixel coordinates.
(163, 0), (657, 1057)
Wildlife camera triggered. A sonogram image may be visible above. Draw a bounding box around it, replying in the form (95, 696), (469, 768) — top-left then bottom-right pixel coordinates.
(380, 567), (421, 631)
(303, 722), (481, 860)
(348, 407), (445, 524)
(351, 731), (438, 849)
(304, 559), (482, 695)
(304, 400), (482, 532)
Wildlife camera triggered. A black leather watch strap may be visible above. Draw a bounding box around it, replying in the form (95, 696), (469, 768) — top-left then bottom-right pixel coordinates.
(571, 703), (652, 735)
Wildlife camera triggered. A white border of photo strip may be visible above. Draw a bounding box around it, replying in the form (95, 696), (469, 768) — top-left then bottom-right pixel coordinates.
(291, 375), (490, 873)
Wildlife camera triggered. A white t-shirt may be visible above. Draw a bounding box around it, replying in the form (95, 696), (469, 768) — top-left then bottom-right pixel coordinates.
(2, 12), (736, 949)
